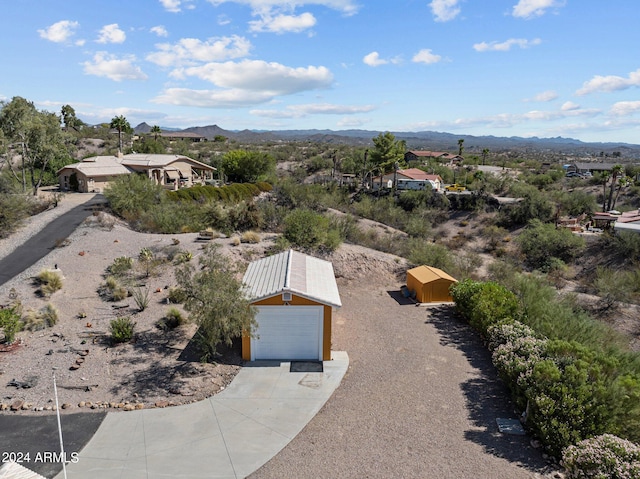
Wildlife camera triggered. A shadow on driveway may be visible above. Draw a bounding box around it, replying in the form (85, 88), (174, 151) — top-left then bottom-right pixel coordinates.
(426, 304), (550, 472)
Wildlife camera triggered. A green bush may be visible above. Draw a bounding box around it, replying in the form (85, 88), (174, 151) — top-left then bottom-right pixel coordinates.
(562, 434), (640, 479)
(283, 209), (341, 252)
(157, 307), (185, 330)
(109, 256), (134, 276)
(517, 219), (585, 271)
(0, 307), (22, 343)
(132, 287), (150, 311)
(109, 316), (135, 343)
(0, 193), (31, 239)
(167, 287), (187, 304)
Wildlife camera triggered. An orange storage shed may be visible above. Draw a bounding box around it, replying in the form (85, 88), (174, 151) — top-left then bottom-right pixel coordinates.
(406, 265), (457, 303)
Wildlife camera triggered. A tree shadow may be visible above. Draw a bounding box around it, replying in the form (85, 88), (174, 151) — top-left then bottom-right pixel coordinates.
(107, 328), (243, 400)
(426, 304), (551, 473)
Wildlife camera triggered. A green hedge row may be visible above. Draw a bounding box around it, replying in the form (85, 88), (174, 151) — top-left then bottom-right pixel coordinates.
(167, 182), (272, 202)
(450, 279), (640, 459)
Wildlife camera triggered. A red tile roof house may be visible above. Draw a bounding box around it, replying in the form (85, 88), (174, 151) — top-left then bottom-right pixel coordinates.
(371, 168), (443, 192)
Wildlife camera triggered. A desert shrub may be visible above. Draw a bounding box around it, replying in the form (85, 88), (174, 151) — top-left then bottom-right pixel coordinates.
(101, 275), (128, 302)
(167, 287), (187, 304)
(104, 174), (165, 218)
(221, 150), (276, 183)
(517, 219), (585, 271)
(241, 231), (261, 243)
(35, 269), (63, 297)
(109, 316), (135, 343)
(593, 266), (633, 310)
(173, 250), (193, 264)
(562, 434), (640, 479)
(109, 256), (134, 276)
(405, 239), (456, 275)
(603, 231), (640, 263)
(283, 209), (341, 252)
(499, 187), (555, 226)
(0, 307), (22, 343)
(23, 304), (58, 331)
(132, 287), (150, 311)
(157, 307), (186, 330)
(138, 247), (155, 277)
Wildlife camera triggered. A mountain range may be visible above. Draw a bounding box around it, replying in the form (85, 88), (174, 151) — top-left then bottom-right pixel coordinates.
(134, 123), (640, 158)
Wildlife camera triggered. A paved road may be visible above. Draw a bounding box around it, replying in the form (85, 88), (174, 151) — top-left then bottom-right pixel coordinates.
(0, 195), (104, 287)
(0, 412), (106, 478)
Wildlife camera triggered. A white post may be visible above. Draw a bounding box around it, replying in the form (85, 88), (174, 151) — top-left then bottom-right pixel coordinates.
(53, 370), (68, 479)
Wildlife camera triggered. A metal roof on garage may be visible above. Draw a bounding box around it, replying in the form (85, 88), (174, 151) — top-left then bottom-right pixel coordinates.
(243, 250), (342, 308)
(407, 265), (457, 284)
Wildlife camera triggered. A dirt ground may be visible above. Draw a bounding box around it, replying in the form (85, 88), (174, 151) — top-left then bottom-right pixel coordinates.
(0, 209), (407, 415)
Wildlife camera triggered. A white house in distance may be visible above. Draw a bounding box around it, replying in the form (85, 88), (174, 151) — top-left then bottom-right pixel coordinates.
(372, 168), (443, 192)
(57, 153), (216, 193)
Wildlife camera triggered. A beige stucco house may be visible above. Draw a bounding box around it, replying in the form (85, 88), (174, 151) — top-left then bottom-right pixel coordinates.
(57, 153), (216, 193)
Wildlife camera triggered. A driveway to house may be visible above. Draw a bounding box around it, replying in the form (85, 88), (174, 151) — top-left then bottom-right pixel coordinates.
(250, 285), (552, 479)
(0, 194), (103, 287)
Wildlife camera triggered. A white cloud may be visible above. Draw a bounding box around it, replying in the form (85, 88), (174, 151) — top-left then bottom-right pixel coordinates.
(249, 12), (316, 33)
(412, 49), (442, 64)
(152, 88), (279, 108)
(183, 59), (333, 93)
(610, 101), (640, 117)
(576, 69), (640, 95)
(527, 90), (558, 102)
(96, 24), (126, 44)
(363, 52), (387, 67)
(207, 0), (359, 16)
(561, 101), (580, 111)
(150, 25), (169, 37)
(512, 0), (564, 19)
(38, 20), (79, 43)
(153, 59), (333, 108)
(251, 103), (375, 118)
(82, 52), (148, 81)
(146, 35), (252, 67)
(473, 38), (541, 52)
(160, 0), (182, 12)
(429, 0), (461, 22)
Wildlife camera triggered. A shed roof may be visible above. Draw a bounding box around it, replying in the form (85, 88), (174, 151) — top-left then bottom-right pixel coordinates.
(407, 265), (457, 284)
(243, 250), (341, 307)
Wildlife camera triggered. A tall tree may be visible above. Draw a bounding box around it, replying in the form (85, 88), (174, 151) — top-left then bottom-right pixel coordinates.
(606, 164), (624, 211)
(110, 115), (131, 153)
(369, 132), (406, 174)
(457, 138), (465, 156)
(221, 149), (275, 183)
(150, 125), (161, 141)
(175, 244), (257, 361)
(0, 96), (69, 195)
(600, 171), (611, 212)
(61, 104), (82, 131)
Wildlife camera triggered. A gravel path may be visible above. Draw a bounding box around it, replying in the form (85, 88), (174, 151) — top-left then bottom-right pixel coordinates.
(250, 283), (554, 479)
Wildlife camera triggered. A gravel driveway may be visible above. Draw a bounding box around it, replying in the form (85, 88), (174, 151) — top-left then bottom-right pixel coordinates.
(250, 283), (552, 479)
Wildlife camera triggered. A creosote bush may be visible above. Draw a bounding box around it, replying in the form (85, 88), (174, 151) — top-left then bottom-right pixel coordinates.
(0, 306), (22, 343)
(109, 316), (135, 343)
(157, 307), (185, 331)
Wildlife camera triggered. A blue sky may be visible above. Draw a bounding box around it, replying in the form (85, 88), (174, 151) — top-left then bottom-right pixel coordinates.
(2, 0), (639, 143)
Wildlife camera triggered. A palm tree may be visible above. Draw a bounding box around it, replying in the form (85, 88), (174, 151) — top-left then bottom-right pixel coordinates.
(457, 138), (464, 156)
(150, 125), (161, 141)
(110, 115), (131, 154)
(612, 176), (632, 212)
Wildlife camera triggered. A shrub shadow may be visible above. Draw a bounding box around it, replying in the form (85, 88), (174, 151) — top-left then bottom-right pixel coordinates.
(426, 304), (550, 473)
(107, 327), (243, 400)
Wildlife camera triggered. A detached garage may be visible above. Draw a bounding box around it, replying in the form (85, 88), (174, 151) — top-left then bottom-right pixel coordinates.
(406, 265), (457, 303)
(242, 250), (342, 362)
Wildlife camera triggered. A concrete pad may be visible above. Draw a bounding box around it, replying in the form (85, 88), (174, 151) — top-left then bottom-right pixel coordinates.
(57, 352), (348, 479)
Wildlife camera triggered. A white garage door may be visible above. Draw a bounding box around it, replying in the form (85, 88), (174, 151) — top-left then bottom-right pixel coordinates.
(252, 306), (323, 361)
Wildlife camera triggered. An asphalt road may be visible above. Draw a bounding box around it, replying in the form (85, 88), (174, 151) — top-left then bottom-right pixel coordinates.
(0, 412), (106, 478)
(0, 196), (104, 288)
